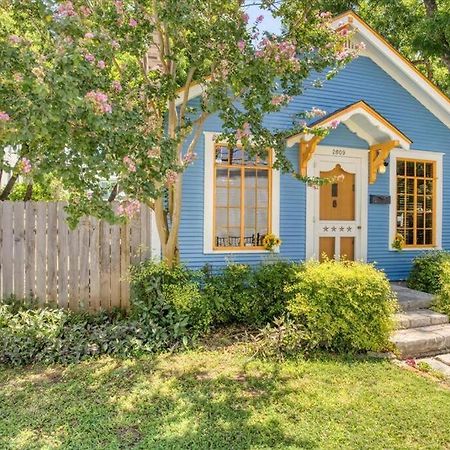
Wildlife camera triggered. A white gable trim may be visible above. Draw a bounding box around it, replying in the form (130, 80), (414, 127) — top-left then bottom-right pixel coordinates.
(332, 13), (450, 128)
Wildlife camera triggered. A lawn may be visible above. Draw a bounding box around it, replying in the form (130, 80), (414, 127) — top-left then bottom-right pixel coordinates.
(1, 341), (450, 450)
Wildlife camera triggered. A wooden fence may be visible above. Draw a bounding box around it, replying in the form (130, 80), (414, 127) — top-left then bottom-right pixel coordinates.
(0, 202), (159, 310)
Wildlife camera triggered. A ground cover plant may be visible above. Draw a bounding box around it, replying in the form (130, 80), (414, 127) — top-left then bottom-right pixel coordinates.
(1, 344), (450, 450)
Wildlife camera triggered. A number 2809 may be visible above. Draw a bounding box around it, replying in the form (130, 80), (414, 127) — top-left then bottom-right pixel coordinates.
(332, 149), (346, 156)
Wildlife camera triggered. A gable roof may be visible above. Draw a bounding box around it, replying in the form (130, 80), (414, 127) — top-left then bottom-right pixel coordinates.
(331, 11), (450, 127)
(286, 100), (412, 149)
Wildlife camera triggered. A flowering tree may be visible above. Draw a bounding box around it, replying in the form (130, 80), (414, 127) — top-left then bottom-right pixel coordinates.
(0, 1), (360, 265)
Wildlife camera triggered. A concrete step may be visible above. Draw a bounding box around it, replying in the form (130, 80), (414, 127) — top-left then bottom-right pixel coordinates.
(395, 309), (449, 329)
(391, 283), (434, 311)
(435, 353), (450, 366)
(391, 324), (450, 359)
(416, 357), (450, 378)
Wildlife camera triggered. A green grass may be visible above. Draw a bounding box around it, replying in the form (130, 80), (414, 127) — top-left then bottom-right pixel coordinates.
(1, 343), (450, 450)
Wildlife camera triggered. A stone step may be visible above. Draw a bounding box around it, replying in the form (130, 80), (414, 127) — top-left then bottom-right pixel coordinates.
(391, 283), (434, 311)
(391, 324), (450, 359)
(395, 309), (449, 329)
(435, 353), (450, 366)
(416, 357), (450, 378)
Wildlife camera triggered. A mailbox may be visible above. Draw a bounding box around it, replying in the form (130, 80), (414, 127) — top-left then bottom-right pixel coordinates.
(370, 195), (391, 204)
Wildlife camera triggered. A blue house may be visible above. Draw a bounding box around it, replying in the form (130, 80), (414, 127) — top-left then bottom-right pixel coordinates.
(177, 11), (450, 280)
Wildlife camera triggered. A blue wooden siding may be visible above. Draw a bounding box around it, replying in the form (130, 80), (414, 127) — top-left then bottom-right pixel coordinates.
(179, 56), (450, 279)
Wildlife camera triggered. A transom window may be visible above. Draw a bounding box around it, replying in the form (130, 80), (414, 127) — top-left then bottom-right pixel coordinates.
(214, 144), (271, 249)
(396, 159), (435, 247)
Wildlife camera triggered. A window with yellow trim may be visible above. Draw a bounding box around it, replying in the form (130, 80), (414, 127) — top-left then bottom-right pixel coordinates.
(396, 159), (435, 247)
(214, 144), (271, 249)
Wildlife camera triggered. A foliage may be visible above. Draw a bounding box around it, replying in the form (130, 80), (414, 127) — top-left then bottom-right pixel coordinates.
(262, 233), (282, 251)
(0, 287), (206, 367)
(431, 263), (450, 316)
(321, 0), (450, 94)
(250, 315), (313, 360)
(8, 174), (68, 201)
(407, 251), (450, 293)
(392, 233), (405, 251)
(129, 260), (212, 336)
(204, 260), (298, 326)
(0, 1), (353, 264)
(286, 259), (396, 353)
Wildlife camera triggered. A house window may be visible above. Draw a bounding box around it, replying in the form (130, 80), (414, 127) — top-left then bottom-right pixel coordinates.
(396, 159), (435, 247)
(214, 144), (271, 249)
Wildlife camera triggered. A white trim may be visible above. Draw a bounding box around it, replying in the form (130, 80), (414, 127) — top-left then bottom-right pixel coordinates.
(331, 14), (450, 128)
(388, 148), (443, 252)
(306, 145), (368, 261)
(203, 132), (280, 254)
(175, 83), (204, 107)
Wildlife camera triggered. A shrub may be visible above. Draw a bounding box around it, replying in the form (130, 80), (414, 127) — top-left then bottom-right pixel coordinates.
(407, 251), (450, 294)
(9, 175), (68, 201)
(204, 260), (298, 326)
(129, 260), (212, 336)
(286, 260), (396, 353)
(431, 261), (450, 316)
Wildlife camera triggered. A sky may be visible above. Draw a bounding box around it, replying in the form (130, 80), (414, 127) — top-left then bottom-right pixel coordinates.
(244, 4), (282, 35)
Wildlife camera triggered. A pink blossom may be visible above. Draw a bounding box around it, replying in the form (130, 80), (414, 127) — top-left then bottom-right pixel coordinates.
(20, 157), (32, 174)
(241, 12), (249, 24)
(80, 6), (91, 17)
(117, 199), (140, 219)
(56, 1), (77, 18)
(147, 147), (160, 158)
(336, 50), (350, 61)
(271, 94), (290, 106)
(237, 40), (246, 52)
(0, 111), (10, 122)
(329, 119), (340, 129)
(310, 107), (327, 117)
(112, 80), (122, 92)
(123, 155), (136, 172)
(97, 60), (106, 69)
(319, 11), (332, 19)
(183, 152), (197, 165)
(256, 15), (264, 23)
(84, 32), (95, 39)
(84, 53), (95, 63)
(339, 28), (349, 37)
(9, 35), (22, 45)
(129, 18), (138, 27)
(357, 42), (366, 50)
(13, 73), (23, 82)
(85, 90), (112, 114)
(111, 40), (120, 49)
(236, 122), (251, 140)
(165, 170), (178, 186)
(115, 1), (124, 14)
(405, 358), (416, 367)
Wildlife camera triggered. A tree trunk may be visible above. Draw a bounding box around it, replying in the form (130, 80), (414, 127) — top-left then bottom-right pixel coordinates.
(23, 183), (33, 201)
(0, 174), (18, 201)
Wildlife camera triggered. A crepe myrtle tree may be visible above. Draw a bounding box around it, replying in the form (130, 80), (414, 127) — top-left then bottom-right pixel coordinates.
(0, 1), (362, 266)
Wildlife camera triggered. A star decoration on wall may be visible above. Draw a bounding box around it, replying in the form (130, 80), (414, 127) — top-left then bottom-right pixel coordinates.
(331, 226), (337, 231)
(347, 226), (352, 232)
(339, 226), (345, 231)
(323, 226), (329, 231)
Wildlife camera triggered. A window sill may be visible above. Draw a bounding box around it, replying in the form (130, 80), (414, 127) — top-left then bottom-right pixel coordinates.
(204, 248), (280, 255)
(389, 246), (442, 252)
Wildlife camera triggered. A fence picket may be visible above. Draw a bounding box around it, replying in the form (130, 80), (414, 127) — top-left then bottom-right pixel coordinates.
(25, 202), (36, 298)
(13, 203), (25, 299)
(1, 202), (13, 298)
(89, 218), (101, 311)
(57, 203), (69, 308)
(68, 220), (80, 310)
(35, 203), (47, 303)
(46, 202), (58, 302)
(78, 218), (90, 309)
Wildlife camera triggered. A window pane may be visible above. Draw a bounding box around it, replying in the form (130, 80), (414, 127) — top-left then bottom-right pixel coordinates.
(245, 169), (257, 187)
(425, 213), (433, 228)
(406, 161), (415, 176)
(229, 188), (240, 207)
(416, 162), (425, 177)
(406, 178), (414, 194)
(257, 170), (269, 189)
(405, 229), (414, 245)
(397, 161), (405, 176)
(215, 146), (230, 164)
(417, 179), (425, 195)
(426, 163), (434, 178)
(216, 187), (227, 207)
(417, 229), (425, 245)
(425, 229), (433, 245)
(228, 169), (241, 187)
(397, 178), (405, 194)
(216, 168), (228, 186)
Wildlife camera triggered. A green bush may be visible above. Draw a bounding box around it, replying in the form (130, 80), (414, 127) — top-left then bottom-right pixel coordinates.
(407, 251), (450, 294)
(129, 260), (212, 335)
(286, 260), (396, 353)
(9, 175), (68, 201)
(431, 261), (450, 316)
(204, 261), (298, 326)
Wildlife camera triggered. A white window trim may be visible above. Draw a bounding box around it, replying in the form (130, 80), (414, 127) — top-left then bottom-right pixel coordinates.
(389, 148), (444, 251)
(203, 131), (280, 254)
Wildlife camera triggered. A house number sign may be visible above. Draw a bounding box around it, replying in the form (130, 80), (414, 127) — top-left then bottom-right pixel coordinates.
(332, 148), (346, 156)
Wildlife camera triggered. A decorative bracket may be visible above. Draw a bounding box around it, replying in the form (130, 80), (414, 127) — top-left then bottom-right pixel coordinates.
(369, 140), (399, 184)
(299, 136), (322, 177)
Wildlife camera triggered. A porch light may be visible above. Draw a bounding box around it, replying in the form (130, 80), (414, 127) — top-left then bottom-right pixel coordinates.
(378, 161), (388, 174)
